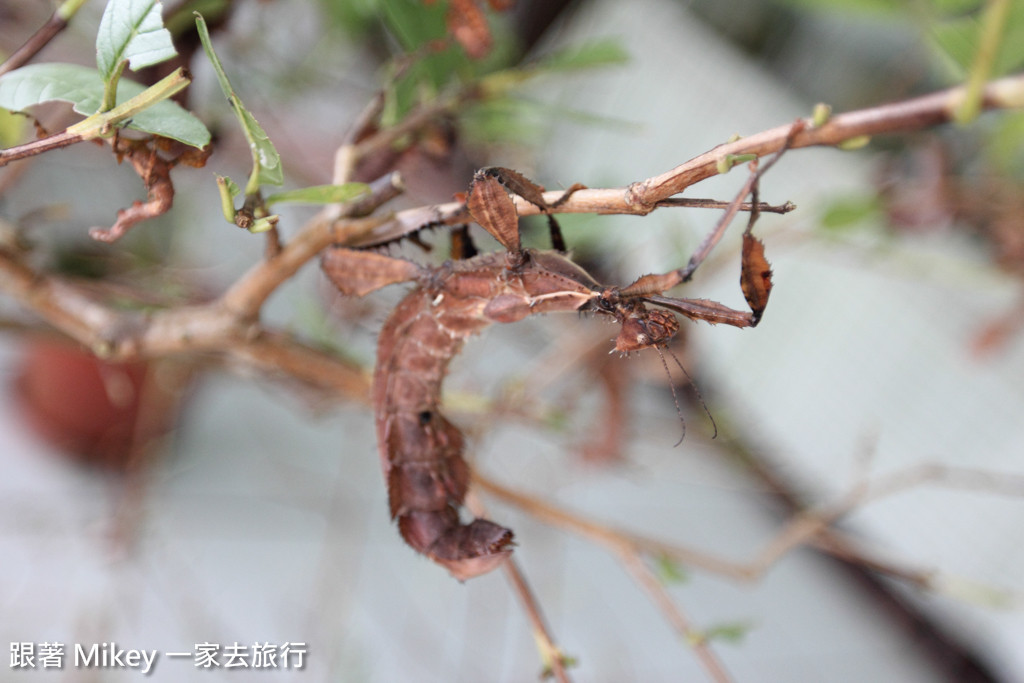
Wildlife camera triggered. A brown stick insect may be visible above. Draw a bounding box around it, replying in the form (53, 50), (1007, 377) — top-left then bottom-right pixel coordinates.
(321, 166), (774, 580)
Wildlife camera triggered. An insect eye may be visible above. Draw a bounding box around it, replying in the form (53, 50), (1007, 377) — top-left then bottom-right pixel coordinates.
(418, 410), (433, 425)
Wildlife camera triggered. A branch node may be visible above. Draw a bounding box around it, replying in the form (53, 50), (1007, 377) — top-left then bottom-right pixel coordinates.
(624, 181), (654, 214)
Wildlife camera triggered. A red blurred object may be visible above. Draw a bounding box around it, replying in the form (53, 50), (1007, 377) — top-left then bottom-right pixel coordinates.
(14, 339), (163, 470)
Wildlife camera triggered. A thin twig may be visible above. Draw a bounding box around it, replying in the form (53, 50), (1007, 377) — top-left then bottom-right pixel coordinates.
(502, 559), (573, 683)
(617, 551), (734, 683)
(0, 130), (85, 166)
(471, 464), (1017, 590)
(679, 163), (760, 283)
(0, 0), (84, 77)
(464, 489), (572, 682)
(657, 197), (795, 213)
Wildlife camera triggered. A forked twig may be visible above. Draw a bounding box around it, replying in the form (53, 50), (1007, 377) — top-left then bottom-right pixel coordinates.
(617, 551), (734, 683)
(679, 119), (803, 283)
(472, 463), (1024, 594)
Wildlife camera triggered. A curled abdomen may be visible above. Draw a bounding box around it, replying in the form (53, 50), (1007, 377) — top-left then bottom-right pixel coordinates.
(373, 285), (513, 580)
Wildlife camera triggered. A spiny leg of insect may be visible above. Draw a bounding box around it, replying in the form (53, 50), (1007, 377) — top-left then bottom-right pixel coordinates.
(683, 119), (804, 283)
(626, 216), (774, 329)
(449, 224), (478, 260)
(620, 163), (763, 301)
(620, 119), (803, 300)
(611, 173), (772, 327)
(546, 214), (567, 253)
(543, 179), (586, 254)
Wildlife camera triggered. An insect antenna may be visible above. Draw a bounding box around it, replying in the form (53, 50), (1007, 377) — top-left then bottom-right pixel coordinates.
(651, 344), (687, 447)
(652, 344), (718, 447)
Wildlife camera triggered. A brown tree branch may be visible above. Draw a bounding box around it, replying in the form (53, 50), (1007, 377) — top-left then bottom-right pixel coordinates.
(0, 130), (86, 167)
(3, 76), (1023, 405)
(0, 248), (369, 400)
(0, 7), (72, 77)
(348, 72), (1024, 247)
(219, 214), (388, 319)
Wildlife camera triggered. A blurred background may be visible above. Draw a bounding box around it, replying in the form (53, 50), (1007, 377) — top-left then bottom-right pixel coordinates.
(2, 0), (1024, 681)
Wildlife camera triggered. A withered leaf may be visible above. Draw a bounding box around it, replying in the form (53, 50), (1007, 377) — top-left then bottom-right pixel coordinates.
(484, 166), (548, 209)
(467, 171), (520, 252)
(740, 232), (772, 324)
(321, 247), (422, 297)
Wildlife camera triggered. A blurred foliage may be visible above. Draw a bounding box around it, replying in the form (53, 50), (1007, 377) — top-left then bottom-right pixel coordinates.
(309, 0), (626, 150)
(0, 105), (23, 148)
(687, 0), (1024, 264)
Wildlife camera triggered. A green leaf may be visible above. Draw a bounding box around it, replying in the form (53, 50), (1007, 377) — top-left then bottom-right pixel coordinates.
(776, 0), (906, 15)
(533, 38), (629, 72)
(0, 107), (25, 147)
(248, 215), (279, 233)
(695, 621), (755, 645)
(986, 110), (1024, 174)
(930, 1), (1024, 79)
(820, 195), (881, 231)
(96, 0), (178, 81)
(653, 554), (689, 585)
(380, 0), (447, 54)
(215, 174), (240, 222)
(0, 63), (210, 147)
(195, 12), (283, 192)
(264, 183), (371, 207)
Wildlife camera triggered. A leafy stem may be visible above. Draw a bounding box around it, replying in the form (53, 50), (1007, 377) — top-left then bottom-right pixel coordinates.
(100, 58), (128, 113)
(195, 12), (282, 195)
(65, 66), (191, 138)
(955, 0), (1013, 123)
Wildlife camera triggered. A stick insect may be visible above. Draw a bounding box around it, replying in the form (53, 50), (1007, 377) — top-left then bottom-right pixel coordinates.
(321, 167), (773, 580)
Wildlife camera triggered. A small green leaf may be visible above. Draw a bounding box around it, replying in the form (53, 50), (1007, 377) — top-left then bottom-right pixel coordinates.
(216, 174), (240, 222)
(716, 153), (758, 174)
(820, 195), (881, 231)
(248, 215), (279, 233)
(811, 102), (832, 127)
(653, 554), (689, 585)
(695, 621), (754, 645)
(837, 135), (871, 150)
(195, 12), (283, 192)
(239, 107), (283, 187)
(96, 0), (178, 81)
(0, 63), (210, 147)
(264, 183), (371, 207)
